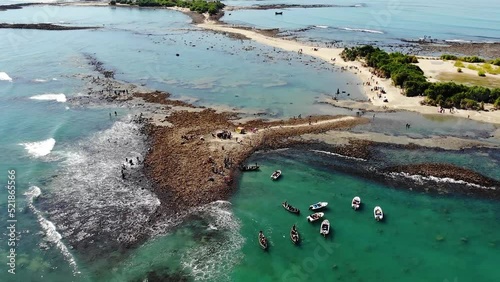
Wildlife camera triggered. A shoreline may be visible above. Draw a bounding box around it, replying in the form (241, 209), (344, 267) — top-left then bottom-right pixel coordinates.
(196, 21), (500, 125)
(73, 66), (500, 216)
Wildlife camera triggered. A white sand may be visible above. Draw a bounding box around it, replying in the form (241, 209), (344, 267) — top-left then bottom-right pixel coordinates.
(197, 23), (500, 124)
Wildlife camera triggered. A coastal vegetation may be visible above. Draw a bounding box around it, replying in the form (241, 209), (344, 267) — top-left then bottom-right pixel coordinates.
(110, 0), (225, 15)
(341, 46), (500, 110)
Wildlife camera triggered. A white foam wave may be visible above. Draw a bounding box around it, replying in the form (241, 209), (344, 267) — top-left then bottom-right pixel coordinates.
(20, 138), (56, 158)
(388, 172), (496, 190)
(30, 93), (67, 103)
(42, 118), (160, 253)
(341, 27), (384, 34)
(181, 201), (244, 282)
(311, 149), (367, 161)
(445, 39), (472, 43)
(33, 78), (48, 83)
(0, 72), (13, 82)
(24, 186), (80, 275)
(315, 25), (329, 29)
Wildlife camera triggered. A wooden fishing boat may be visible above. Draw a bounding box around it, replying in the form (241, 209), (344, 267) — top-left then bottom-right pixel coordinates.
(258, 231), (268, 250)
(352, 196), (361, 210)
(290, 224), (300, 244)
(374, 206), (384, 221)
(309, 202), (328, 211)
(320, 220), (330, 237)
(239, 164), (260, 172)
(271, 170), (282, 180)
(307, 212), (324, 222)
(282, 201), (300, 214)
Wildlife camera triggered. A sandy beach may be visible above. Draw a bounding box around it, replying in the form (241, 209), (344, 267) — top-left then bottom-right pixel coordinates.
(197, 22), (500, 124)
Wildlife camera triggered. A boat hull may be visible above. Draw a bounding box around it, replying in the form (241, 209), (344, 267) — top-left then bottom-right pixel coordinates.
(307, 212), (324, 222)
(320, 220), (330, 237)
(374, 206), (384, 221)
(309, 202), (328, 211)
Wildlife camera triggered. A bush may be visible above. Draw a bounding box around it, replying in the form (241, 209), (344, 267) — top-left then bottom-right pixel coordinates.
(457, 68), (462, 73)
(109, 0), (116, 5)
(441, 54), (458, 60)
(454, 60), (464, 67)
(478, 71), (486, 77)
(494, 97), (500, 109)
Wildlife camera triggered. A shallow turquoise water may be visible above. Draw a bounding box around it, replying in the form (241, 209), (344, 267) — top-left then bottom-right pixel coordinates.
(231, 150), (500, 282)
(0, 3), (499, 282)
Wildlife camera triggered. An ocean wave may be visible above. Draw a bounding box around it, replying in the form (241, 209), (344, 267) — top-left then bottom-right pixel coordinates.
(24, 186), (80, 275)
(0, 72), (13, 82)
(388, 172), (496, 190)
(340, 27), (384, 34)
(314, 25), (329, 29)
(181, 201), (244, 282)
(33, 78), (48, 83)
(40, 118), (160, 256)
(19, 138), (56, 158)
(30, 93), (67, 103)
(310, 149), (367, 161)
(444, 39), (472, 43)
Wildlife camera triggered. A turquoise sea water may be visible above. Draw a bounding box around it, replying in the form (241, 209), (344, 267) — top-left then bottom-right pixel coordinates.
(0, 3), (499, 282)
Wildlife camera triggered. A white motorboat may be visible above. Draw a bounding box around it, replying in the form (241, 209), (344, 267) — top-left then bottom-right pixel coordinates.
(307, 212), (324, 222)
(374, 206), (383, 221)
(320, 219), (330, 237)
(271, 170), (282, 180)
(352, 196), (361, 210)
(309, 202), (328, 211)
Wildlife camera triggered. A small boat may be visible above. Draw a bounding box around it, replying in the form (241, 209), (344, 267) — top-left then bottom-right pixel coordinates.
(352, 196), (361, 210)
(320, 220), (330, 237)
(290, 224), (300, 244)
(239, 164), (260, 172)
(275, 11), (283, 15)
(271, 170), (282, 180)
(282, 201), (300, 214)
(307, 212), (324, 222)
(374, 206), (384, 221)
(309, 202), (328, 211)
(258, 231), (268, 250)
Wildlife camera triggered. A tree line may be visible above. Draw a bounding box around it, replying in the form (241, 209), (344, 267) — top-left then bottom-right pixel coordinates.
(341, 46), (500, 110)
(110, 0), (225, 15)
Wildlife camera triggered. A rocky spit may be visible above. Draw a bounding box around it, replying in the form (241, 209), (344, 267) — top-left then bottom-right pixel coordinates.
(0, 23), (99, 30)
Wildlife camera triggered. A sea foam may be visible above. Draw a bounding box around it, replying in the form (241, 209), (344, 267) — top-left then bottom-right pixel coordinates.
(30, 93), (67, 103)
(388, 172), (496, 190)
(0, 72), (13, 82)
(311, 149), (367, 161)
(24, 186), (80, 275)
(341, 27), (384, 34)
(20, 138), (56, 158)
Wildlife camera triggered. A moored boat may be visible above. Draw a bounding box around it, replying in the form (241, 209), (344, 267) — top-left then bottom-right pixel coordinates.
(309, 202), (328, 211)
(271, 170), (282, 180)
(320, 219), (330, 237)
(307, 212), (324, 222)
(374, 206), (384, 221)
(352, 196), (361, 210)
(239, 164), (260, 172)
(290, 224), (300, 244)
(258, 231), (268, 250)
(282, 201), (300, 214)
